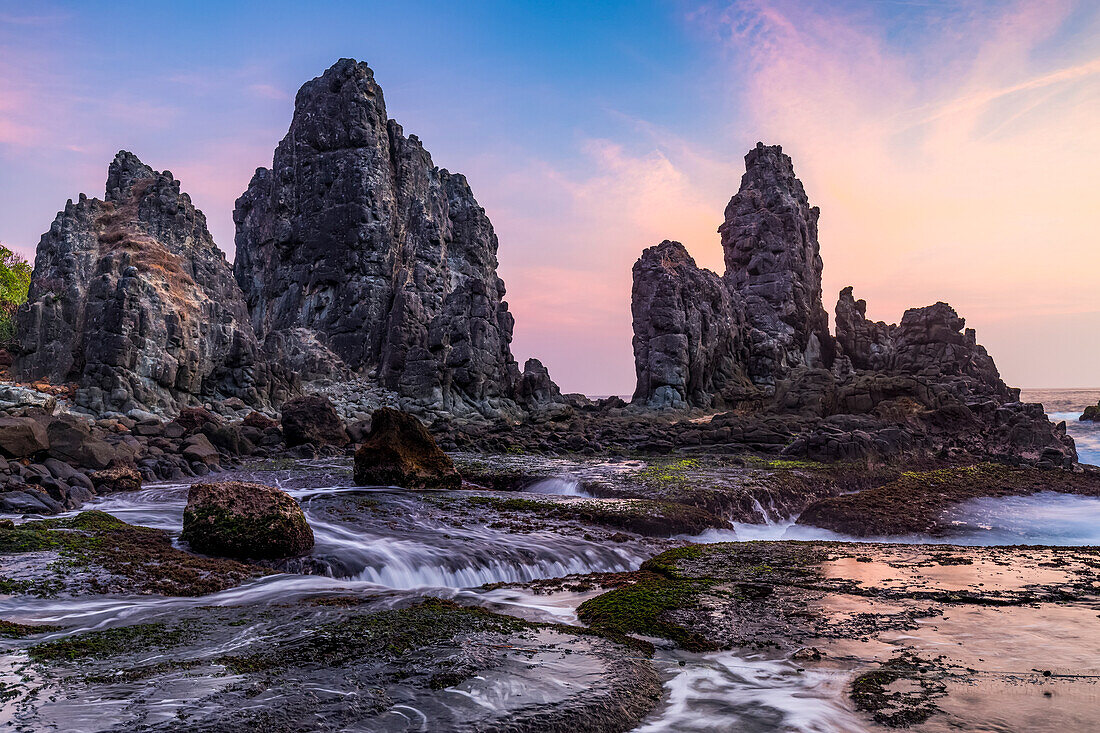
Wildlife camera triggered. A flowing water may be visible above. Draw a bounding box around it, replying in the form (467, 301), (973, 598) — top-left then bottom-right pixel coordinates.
(4, 390), (1100, 732)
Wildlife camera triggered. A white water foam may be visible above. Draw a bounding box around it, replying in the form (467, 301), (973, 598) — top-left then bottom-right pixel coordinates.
(525, 477), (592, 497)
(636, 650), (866, 732)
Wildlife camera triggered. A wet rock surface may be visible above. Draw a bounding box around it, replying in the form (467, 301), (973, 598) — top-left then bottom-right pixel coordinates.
(182, 480), (314, 559)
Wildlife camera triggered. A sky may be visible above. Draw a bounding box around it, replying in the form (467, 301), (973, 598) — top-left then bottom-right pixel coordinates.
(1, 0), (1098, 394)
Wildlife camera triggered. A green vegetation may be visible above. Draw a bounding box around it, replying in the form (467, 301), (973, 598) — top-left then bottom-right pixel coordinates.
(577, 546), (718, 651)
(218, 598), (528, 675)
(0, 619), (58, 637)
(28, 622), (193, 662)
(0, 510), (265, 596)
(464, 495), (726, 536)
(0, 245), (31, 346)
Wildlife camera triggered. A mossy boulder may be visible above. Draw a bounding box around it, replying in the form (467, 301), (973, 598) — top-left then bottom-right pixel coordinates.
(354, 408), (461, 490)
(182, 481), (314, 559)
(1081, 403), (1100, 421)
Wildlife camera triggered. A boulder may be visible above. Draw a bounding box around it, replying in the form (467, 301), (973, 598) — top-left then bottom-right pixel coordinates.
(0, 417), (50, 458)
(0, 489), (62, 514)
(280, 395), (349, 448)
(181, 434), (220, 466)
(354, 408), (461, 490)
(43, 417), (117, 469)
(89, 466), (142, 493)
(181, 480), (314, 559)
(242, 411), (278, 431)
(1081, 403), (1100, 422)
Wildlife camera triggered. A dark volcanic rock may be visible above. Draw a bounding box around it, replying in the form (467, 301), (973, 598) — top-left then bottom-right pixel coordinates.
(354, 407), (460, 490)
(834, 287), (894, 372)
(234, 59), (541, 417)
(182, 480), (314, 559)
(631, 241), (750, 409)
(0, 417), (50, 459)
(1081, 403), (1100, 421)
(280, 395), (349, 448)
(89, 466), (142, 493)
(720, 143), (834, 386)
(515, 358), (566, 413)
(14, 152), (293, 415)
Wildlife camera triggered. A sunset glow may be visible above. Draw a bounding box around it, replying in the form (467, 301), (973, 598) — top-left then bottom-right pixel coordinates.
(1, 0), (1096, 394)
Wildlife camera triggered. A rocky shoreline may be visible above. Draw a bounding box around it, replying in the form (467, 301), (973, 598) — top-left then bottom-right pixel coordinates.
(1, 56), (1096, 732)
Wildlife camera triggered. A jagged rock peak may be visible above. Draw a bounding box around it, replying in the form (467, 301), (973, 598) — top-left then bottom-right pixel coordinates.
(720, 142), (833, 386)
(631, 240), (750, 409)
(834, 287), (1013, 400)
(15, 154), (292, 415)
(234, 58), (556, 418)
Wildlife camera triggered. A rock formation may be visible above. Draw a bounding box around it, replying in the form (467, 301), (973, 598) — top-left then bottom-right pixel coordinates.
(14, 152), (290, 415)
(354, 407), (461, 490)
(234, 59), (544, 417)
(834, 288), (1013, 401)
(630, 241), (750, 408)
(720, 143), (834, 384)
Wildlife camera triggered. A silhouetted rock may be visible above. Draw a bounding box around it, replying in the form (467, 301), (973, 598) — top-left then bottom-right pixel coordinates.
(182, 480), (314, 559)
(235, 59), (541, 417)
(1081, 403), (1100, 422)
(720, 143), (834, 386)
(631, 240), (750, 409)
(515, 358), (565, 412)
(354, 408), (460, 490)
(14, 152), (293, 415)
(280, 395), (349, 448)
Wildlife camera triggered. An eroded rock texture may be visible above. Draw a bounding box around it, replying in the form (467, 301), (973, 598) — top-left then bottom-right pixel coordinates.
(720, 143), (834, 385)
(14, 152), (289, 415)
(234, 59), (535, 417)
(631, 241), (749, 408)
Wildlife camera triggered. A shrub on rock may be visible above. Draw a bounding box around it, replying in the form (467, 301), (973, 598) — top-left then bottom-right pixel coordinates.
(181, 481), (314, 559)
(280, 395), (349, 448)
(354, 408), (461, 490)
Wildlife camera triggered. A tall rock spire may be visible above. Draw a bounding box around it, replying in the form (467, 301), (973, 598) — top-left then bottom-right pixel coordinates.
(719, 143), (834, 386)
(234, 58), (540, 416)
(14, 152), (289, 414)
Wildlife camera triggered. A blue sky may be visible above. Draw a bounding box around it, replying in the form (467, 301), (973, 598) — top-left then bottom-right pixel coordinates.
(2, 1), (1098, 393)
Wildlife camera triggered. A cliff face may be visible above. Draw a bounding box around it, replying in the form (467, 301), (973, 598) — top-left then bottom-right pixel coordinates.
(720, 143), (834, 385)
(630, 241), (749, 409)
(234, 59), (532, 416)
(14, 152), (289, 415)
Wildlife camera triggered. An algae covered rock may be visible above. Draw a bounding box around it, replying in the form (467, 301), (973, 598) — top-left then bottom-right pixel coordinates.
(182, 481), (314, 559)
(353, 408), (461, 490)
(1081, 403), (1100, 422)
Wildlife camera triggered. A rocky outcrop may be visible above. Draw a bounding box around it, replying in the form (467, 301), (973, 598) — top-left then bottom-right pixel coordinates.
(720, 143), (834, 385)
(630, 241), (750, 409)
(14, 152), (292, 415)
(182, 480), (314, 559)
(234, 59), (543, 417)
(835, 289), (1012, 401)
(354, 408), (461, 490)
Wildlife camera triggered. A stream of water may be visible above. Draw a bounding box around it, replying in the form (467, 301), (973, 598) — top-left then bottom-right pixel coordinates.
(3, 388), (1100, 731)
